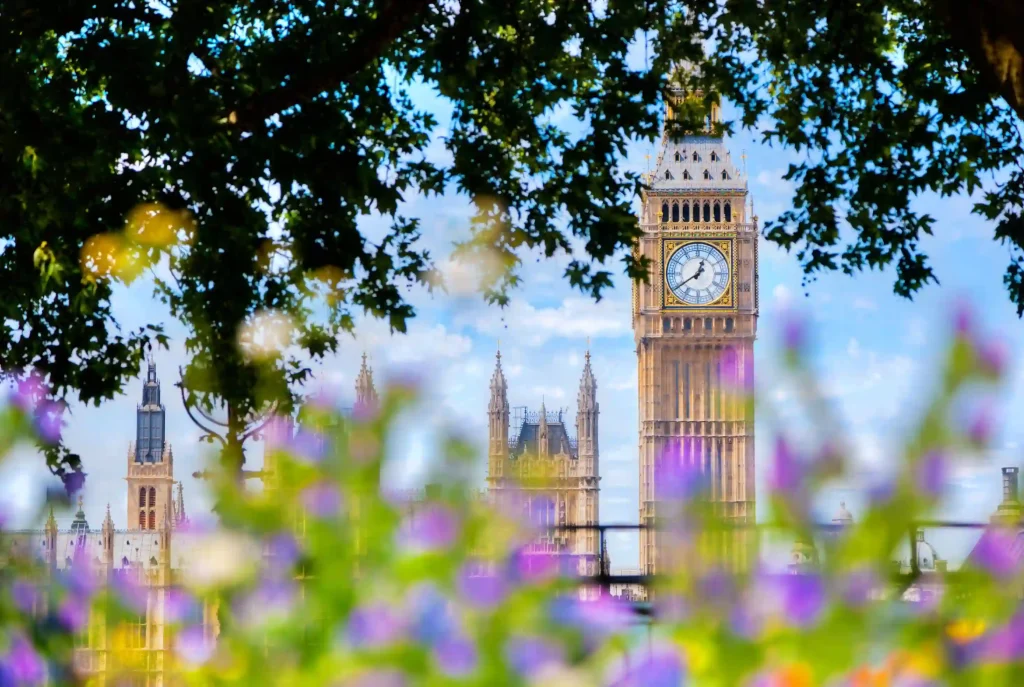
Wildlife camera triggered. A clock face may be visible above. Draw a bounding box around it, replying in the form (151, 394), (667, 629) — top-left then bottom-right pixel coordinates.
(666, 242), (731, 305)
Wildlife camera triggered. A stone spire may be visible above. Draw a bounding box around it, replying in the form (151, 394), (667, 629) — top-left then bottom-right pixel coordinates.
(44, 506), (57, 572)
(135, 356), (166, 463)
(576, 346), (599, 474)
(538, 398), (549, 457)
(354, 353), (378, 410)
(174, 482), (187, 528)
(487, 348), (510, 484)
(578, 347), (597, 410)
(102, 504), (114, 572)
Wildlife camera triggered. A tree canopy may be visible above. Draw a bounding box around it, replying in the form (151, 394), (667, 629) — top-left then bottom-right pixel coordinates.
(3, 1), (1024, 476)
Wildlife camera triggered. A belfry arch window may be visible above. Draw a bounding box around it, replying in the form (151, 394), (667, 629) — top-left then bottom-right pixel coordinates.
(148, 487), (156, 508)
(682, 170), (691, 180)
(681, 202), (690, 222)
(713, 202), (721, 222)
(684, 318), (692, 331)
(710, 151), (719, 162)
(724, 202), (732, 222)
(148, 510), (156, 530)
(703, 169), (712, 180)
(139, 510), (146, 530)
(722, 170), (731, 180)
(139, 487), (146, 508)
(725, 318), (734, 332)
(703, 202), (711, 222)
(674, 151), (682, 162)
(692, 151), (700, 162)
(665, 170), (673, 180)
(671, 203), (679, 222)
(704, 317), (713, 330)
(661, 202), (669, 222)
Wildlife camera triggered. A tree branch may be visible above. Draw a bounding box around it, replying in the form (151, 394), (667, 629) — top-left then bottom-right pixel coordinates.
(229, 0), (434, 128)
(935, 0), (1024, 120)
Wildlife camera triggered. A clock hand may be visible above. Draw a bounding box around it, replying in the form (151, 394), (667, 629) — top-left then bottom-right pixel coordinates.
(680, 260), (706, 286)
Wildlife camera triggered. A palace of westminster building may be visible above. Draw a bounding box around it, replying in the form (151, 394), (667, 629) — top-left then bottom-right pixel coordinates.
(8, 75), (764, 682)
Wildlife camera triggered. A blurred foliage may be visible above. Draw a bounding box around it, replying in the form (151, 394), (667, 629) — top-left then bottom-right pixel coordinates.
(1, 308), (1024, 685)
(4, 1), (1024, 468)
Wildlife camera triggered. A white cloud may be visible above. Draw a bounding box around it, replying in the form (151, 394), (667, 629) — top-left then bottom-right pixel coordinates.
(852, 297), (877, 311)
(772, 284), (793, 308)
(847, 338), (861, 359)
(460, 296), (629, 347)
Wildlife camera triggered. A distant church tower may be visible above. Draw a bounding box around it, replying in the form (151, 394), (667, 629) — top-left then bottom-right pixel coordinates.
(634, 70), (759, 574)
(126, 358), (176, 531)
(486, 350), (601, 596)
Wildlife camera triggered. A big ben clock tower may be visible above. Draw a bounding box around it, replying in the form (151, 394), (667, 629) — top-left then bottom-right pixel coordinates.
(634, 77), (758, 575)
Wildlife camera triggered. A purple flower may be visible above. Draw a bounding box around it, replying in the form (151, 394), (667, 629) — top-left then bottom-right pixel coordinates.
(11, 374), (46, 412)
(352, 398), (380, 423)
(62, 562), (97, 598)
(4, 634), (45, 684)
(61, 470), (86, 499)
(290, 428), (328, 463)
(345, 670), (407, 687)
(111, 573), (148, 614)
(175, 625), (213, 666)
(780, 573), (826, 628)
(164, 588), (199, 624)
(606, 643), (686, 687)
(550, 595), (633, 643)
(917, 451), (947, 499)
(238, 580), (296, 627)
(769, 437), (800, 496)
(509, 549), (561, 583)
(953, 300), (973, 337)
(346, 603), (407, 649)
(782, 311), (806, 353)
(409, 585), (457, 646)
(11, 580), (36, 613)
(840, 568), (878, 608)
(970, 529), (1019, 579)
(434, 635), (477, 677)
(654, 446), (704, 503)
(262, 415), (293, 451)
(979, 339), (1009, 377)
(266, 532), (301, 576)
(403, 504), (459, 552)
(966, 404), (995, 446)
(979, 610), (1024, 663)
(34, 400), (64, 444)
(506, 636), (565, 678)
(300, 482), (342, 518)
(456, 564), (508, 610)
(57, 595), (88, 632)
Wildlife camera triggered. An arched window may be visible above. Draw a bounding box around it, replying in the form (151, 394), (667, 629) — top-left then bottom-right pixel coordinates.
(684, 318), (692, 331)
(148, 487), (156, 508)
(674, 151), (682, 162)
(682, 202), (690, 222)
(665, 170), (673, 180)
(139, 511), (146, 530)
(139, 487), (146, 508)
(662, 318), (671, 333)
(710, 151), (719, 162)
(724, 202), (732, 222)
(148, 510), (156, 530)
(692, 151), (700, 162)
(703, 169), (712, 180)
(713, 203), (721, 222)
(661, 203), (669, 222)
(671, 203), (679, 222)
(721, 170), (730, 180)
(725, 318), (734, 332)
(682, 170), (691, 180)
(704, 317), (713, 330)
(703, 202), (711, 222)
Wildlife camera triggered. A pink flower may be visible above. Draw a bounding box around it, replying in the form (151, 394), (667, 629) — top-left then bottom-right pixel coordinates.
(175, 626), (213, 666)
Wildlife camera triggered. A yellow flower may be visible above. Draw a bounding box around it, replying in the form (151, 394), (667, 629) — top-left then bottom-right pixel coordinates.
(946, 618), (986, 644)
(776, 662), (813, 687)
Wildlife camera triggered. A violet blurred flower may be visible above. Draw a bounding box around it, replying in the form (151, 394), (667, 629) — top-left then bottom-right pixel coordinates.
(867, 480), (895, 508)
(434, 635), (477, 677)
(966, 404), (995, 446)
(840, 568), (878, 608)
(980, 610), (1024, 663)
(606, 643), (686, 687)
(300, 482), (343, 518)
(456, 563), (508, 610)
(62, 563), (97, 598)
(11, 374), (46, 412)
(61, 470), (86, 499)
(175, 625), (213, 666)
(970, 529), (1019, 579)
(550, 595), (633, 643)
(111, 573), (148, 614)
(506, 636), (565, 678)
(261, 415), (293, 452)
(34, 400), (64, 444)
(781, 311), (806, 353)
(238, 579), (296, 627)
(4, 634), (45, 684)
(164, 588), (199, 624)
(57, 595), (88, 632)
(290, 428), (328, 463)
(11, 579), (36, 613)
(953, 300), (973, 337)
(409, 586), (457, 646)
(780, 573), (826, 628)
(979, 339), (1009, 377)
(917, 451), (947, 499)
(346, 603), (407, 649)
(654, 447), (704, 503)
(266, 532), (301, 577)
(768, 437), (801, 496)
(403, 504), (459, 552)
(345, 670), (408, 687)
(509, 549), (561, 583)
(351, 398), (379, 423)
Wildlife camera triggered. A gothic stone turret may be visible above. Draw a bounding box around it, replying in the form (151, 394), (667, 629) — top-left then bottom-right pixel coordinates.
(127, 358), (175, 531)
(485, 349), (601, 598)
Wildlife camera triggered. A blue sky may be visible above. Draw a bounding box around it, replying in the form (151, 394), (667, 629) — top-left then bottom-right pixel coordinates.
(3, 47), (1023, 572)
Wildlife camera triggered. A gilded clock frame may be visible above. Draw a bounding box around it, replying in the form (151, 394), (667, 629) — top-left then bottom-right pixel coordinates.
(661, 236), (736, 310)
